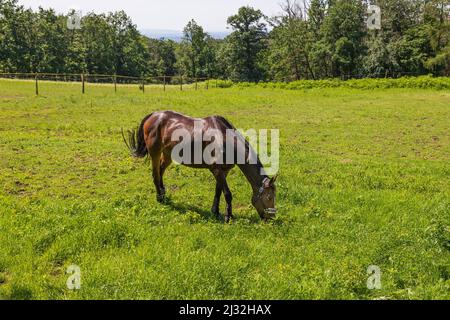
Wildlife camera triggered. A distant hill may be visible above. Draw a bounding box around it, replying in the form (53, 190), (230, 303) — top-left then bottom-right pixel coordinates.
(141, 29), (229, 42)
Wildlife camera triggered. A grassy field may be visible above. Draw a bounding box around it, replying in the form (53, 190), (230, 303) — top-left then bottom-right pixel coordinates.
(0, 79), (449, 300)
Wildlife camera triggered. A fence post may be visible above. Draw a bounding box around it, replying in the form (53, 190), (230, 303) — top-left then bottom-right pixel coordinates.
(180, 75), (183, 91)
(206, 78), (209, 90)
(35, 74), (39, 95)
(142, 77), (145, 94)
(81, 73), (85, 94)
(163, 75), (166, 92)
(114, 74), (117, 92)
(195, 78), (198, 91)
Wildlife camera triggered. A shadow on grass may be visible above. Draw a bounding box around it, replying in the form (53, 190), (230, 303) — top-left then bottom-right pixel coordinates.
(9, 285), (33, 300)
(161, 196), (266, 225)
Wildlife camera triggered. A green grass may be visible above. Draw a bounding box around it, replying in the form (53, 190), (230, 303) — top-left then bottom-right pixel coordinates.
(0, 79), (449, 300)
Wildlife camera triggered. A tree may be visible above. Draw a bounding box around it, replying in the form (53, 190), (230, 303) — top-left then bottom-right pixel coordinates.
(0, 0), (449, 81)
(376, 0), (421, 36)
(59, 16), (80, 73)
(0, 0), (37, 72)
(268, 0), (315, 81)
(107, 11), (149, 77)
(81, 13), (115, 75)
(319, 0), (367, 77)
(424, 0), (450, 75)
(364, 0), (446, 77)
(147, 38), (177, 78)
(202, 36), (220, 78)
(363, 34), (390, 76)
(221, 6), (268, 82)
(387, 24), (434, 76)
(308, 0), (326, 39)
(425, 44), (450, 75)
(177, 19), (209, 78)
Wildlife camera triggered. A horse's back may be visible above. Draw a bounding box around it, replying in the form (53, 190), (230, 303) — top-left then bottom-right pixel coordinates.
(147, 111), (235, 131)
(142, 111), (238, 169)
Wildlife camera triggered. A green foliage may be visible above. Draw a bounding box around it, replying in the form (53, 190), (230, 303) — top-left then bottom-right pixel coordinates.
(230, 76), (450, 90)
(212, 79), (234, 88)
(219, 6), (268, 82)
(146, 38), (177, 77)
(176, 19), (213, 78)
(0, 2), (148, 76)
(0, 79), (449, 299)
(269, 0), (450, 80)
(0, 0), (449, 80)
(268, 6), (314, 81)
(106, 11), (150, 77)
(321, 0), (367, 77)
(426, 45), (450, 75)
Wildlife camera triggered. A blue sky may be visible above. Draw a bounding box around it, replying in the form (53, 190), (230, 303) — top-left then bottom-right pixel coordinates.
(18, 0), (284, 31)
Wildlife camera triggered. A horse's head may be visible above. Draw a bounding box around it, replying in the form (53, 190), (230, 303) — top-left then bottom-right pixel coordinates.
(252, 175), (278, 221)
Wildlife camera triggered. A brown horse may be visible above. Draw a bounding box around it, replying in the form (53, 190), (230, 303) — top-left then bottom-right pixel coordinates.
(123, 111), (277, 222)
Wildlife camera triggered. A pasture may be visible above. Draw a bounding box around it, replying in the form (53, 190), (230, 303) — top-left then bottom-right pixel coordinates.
(0, 79), (448, 300)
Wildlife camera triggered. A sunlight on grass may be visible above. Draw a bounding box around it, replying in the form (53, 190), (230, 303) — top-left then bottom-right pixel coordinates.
(0, 79), (449, 300)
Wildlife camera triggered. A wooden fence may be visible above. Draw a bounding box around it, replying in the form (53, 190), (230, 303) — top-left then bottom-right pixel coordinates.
(0, 73), (217, 95)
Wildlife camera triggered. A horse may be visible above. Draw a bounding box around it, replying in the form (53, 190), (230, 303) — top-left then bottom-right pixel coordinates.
(123, 111), (277, 222)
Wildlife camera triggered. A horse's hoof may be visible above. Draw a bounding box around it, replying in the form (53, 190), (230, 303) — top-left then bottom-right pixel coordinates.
(157, 195), (165, 203)
(224, 216), (233, 224)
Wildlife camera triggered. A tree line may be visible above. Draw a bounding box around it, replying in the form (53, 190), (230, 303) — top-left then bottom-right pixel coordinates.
(0, 0), (449, 82)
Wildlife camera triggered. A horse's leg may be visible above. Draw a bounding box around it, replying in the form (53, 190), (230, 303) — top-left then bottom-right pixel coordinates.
(211, 181), (223, 219)
(212, 170), (233, 223)
(159, 153), (172, 198)
(151, 152), (164, 203)
(222, 178), (233, 223)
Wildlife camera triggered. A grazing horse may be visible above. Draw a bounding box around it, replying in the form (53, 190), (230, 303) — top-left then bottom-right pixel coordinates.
(123, 111), (277, 222)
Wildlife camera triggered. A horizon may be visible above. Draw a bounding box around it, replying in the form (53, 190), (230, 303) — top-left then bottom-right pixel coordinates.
(17, 0), (285, 32)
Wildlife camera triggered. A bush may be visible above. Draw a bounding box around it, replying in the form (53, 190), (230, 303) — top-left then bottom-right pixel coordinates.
(211, 79), (234, 88)
(227, 76), (450, 90)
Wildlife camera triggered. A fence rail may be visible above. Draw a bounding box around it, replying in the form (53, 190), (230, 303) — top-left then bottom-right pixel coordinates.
(0, 72), (215, 95)
(1, 71), (441, 95)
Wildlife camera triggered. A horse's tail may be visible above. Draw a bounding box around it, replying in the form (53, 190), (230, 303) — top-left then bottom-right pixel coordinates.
(122, 113), (154, 158)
